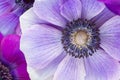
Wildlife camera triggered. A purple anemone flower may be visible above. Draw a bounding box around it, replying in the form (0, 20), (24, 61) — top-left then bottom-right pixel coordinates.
(98, 0), (120, 15)
(20, 0), (120, 80)
(0, 34), (30, 80)
(0, 0), (34, 35)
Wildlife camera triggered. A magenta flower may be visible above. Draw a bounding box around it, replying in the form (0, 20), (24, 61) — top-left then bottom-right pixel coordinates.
(0, 0), (34, 35)
(20, 0), (120, 80)
(98, 0), (120, 15)
(0, 34), (30, 80)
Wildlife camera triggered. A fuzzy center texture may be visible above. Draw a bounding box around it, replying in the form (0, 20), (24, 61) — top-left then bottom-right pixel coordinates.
(62, 19), (100, 58)
(0, 62), (13, 80)
(72, 30), (89, 48)
(15, 0), (34, 10)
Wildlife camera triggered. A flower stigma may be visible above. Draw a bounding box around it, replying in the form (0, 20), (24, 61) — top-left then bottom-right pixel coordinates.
(71, 30), (89, 48)
(62, 19), (100, 58)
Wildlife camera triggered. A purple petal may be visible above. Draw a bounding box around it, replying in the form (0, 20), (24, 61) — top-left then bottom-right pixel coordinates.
(20, 24), (64, 69)
(12, 63), (30, 80)
(0, 35), (30, 79)
(84, 49), (120, 80)
(1, 35), (25, 64)
(29, 52), (66, 80)
(20, 8), (44, 33)
(0, 32), (3, 43)
(98, 0), (111, 3)
(81, 0), (105, 20)
(100, 16), (120, 60)
(98, 0), (120, 15)
(60, 0), (82, 21)
(0, 0), (12, 16)
(0, 13), (19, 35)
(53, 55), (86, 80)
(105, 3), (120, 15)
(12, 7), (24, 17)
(15, 24), (21, 35)
(33, 0), (67, 27)
(59, 0), (69, 5)
(91, 8), (115, 28)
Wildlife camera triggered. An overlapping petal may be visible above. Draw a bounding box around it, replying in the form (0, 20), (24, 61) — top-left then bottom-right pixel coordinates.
(0, 35), (30, 80)
(13, 63), (30, 80)
(20, 8), (45, 33)
(60, 0), (82, 21)
(91, 8), (115, 27)
(33, 0), (67, 27)
(84, 49), (120, 80)
(0, 13), (19, 35)
(53, 55), (86, 80)
(0, 0), (12, 16)
(100, 16), (120, 60)
(98, 0), (120, 15)
(1, 35), (24, 64)
(81, 0), (105, 20)
(29, 52), (66, 80)
(20, 24), (64, 69)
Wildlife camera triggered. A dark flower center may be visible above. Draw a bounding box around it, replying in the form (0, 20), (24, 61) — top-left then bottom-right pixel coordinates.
(62, 19), (100, 58)
(0, 61), (13, 80)
(23, 0), (34, 4)
(15, 0), (34, 10)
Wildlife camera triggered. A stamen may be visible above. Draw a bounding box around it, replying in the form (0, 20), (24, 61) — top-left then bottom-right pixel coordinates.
(23, 0), (34, 4)
(0, 61), (13, 80)
(15, 0), (34, 10)
(15, 0), (21, 3)
(62, 19), (100, 58)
